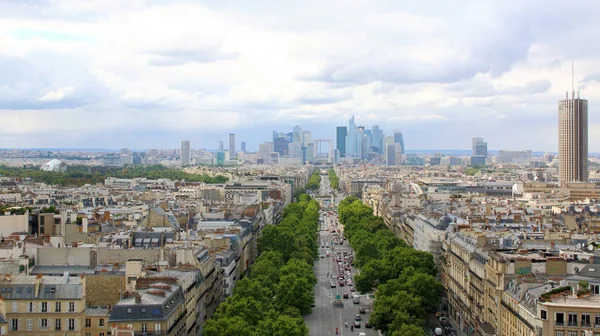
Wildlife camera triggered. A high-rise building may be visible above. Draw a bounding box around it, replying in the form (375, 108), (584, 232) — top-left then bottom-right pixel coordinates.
(241, 141), (246, 152)
(293, 125), (302, 143)
(336, 126), (347, 157)
(180, 140), (190, 166)
(258, 142), (272, 164)
(385, 143), (396, 166)
(393, 131), (405, 155)
(345, 116), (360, 158)
(559, 90), (588, 183)
(288, 141), (302, 159)
(372, 125), (383, 153)
(471, 137), (487, 166)
(218, 140), (224, 152)
(301, 130), (312, 146)
(274, 137), (289, 155)
(229, 133), (236, 159)
(472, 137), (487, 157)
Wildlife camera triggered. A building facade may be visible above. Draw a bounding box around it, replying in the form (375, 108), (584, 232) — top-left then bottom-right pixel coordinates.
(180, 140), (190, 167)
(558, 92), (588, 183)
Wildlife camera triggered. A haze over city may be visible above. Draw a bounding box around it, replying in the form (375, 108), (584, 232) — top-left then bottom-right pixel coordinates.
(1, 0), (599, 151)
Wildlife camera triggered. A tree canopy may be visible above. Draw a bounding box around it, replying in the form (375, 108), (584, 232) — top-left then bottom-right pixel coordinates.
(339, 197), (442, 335)
(328, 168), (339, 190)
(204, 194), (319, 336)
(0, 164), (227, 186)
(306, 170), (321, 190)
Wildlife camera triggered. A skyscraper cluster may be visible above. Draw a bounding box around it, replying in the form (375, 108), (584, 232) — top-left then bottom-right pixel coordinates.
(257, 126), (315, 164)
(336, 116), (404, 165)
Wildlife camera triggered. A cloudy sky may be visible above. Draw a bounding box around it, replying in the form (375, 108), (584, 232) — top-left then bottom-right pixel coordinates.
(1, 0), (599, 152)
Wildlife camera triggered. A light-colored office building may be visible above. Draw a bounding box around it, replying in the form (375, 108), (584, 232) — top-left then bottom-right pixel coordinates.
(180, 140), (190, 167)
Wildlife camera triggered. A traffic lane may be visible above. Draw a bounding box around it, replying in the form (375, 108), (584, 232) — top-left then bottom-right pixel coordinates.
(329, 249), (377, 335)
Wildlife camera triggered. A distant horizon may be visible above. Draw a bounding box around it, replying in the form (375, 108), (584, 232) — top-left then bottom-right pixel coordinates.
(0, 148), (569, 156)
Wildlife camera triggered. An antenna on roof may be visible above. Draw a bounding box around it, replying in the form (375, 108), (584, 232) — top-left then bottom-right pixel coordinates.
(572, 61), (574, 98)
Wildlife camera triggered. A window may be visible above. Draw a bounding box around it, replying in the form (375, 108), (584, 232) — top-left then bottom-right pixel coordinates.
(582, 313), (591, 327)
(568, 313), (578, 327)
(27, 302), (34, 313)
(555, 332), (564, 336)
(55, 302), (61, 312)
(86, 333), (91, 336)
(568, 331), (578, 336)
(41, 302), (48, 313)
(596, 314), (600, 328)
(68, 319), (75, 331)
(11, 302), (18, 313)
(55, 319), (61, 331)
(99, 333), (105, 336)
(26, 319), (32, 331)
(155, 323), (161, 332)
(11, 319), (18, 331)
(127, 308), (132, 314)
(68, 302), (76, 312)
(85, 319), (91, 328)
(99, 319), (105, 327)
(141, 323), (147, 333)
(40, 318), (48, 331)
(592, 284), (600, 294)
(556, 313), (565, 326)
(541, 309), (547, 320)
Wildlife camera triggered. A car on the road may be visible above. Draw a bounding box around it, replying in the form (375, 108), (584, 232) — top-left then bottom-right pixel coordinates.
(354, 314), (362, 321)
(343, 293), (349, 299)
(320, 254), (325, 258)
(330, 282), (336, 288)
(359, 307), (366, 314)
(353, 321), (361, 328)
(350, 286), (355, 292)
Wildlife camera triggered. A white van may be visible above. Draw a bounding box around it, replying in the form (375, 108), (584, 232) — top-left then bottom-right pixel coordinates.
(352, 295), (360, 304)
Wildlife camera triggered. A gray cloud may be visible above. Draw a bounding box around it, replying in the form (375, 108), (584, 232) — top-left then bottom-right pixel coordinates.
(148, 48), (238, 66)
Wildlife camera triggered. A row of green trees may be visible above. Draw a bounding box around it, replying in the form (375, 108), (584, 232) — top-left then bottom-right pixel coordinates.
(203, 194), (320, 336)
(0, 165), (228, 186)
(306, 170), (321, 190)
(328, 167), (339, 190)
(339, 197), (443, 336)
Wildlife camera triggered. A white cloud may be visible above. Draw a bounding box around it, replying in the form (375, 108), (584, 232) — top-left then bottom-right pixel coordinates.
(1, 0), (600, 150)
(38, 86), (75, 101)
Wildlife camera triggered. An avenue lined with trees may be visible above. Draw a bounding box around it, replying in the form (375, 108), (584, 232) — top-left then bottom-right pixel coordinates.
(203, 194), (319, 336)
(339, 197), (443, 336)
(327, 167), (339, 190)
(306, 170), (321, 190)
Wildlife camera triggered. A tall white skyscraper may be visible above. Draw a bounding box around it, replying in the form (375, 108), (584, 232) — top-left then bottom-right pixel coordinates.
(345, 116), (359, 158)
(180, 140), (190, 166)
(559, 90), (588, 183)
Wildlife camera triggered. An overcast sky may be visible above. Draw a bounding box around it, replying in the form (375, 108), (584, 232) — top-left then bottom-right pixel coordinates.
(1, 0), (599, 152)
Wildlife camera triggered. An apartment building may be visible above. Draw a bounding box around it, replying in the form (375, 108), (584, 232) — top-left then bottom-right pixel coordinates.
(0, 273), (86, 335)
(108, 282), (186, 336)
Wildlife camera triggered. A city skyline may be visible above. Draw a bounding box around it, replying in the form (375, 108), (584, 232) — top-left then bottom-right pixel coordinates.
(2, 1), (600, 152)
